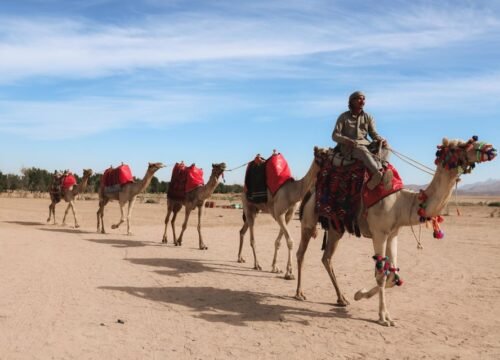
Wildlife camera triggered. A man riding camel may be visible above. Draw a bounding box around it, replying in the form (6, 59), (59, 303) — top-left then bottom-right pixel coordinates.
(332, 91), (392, 190)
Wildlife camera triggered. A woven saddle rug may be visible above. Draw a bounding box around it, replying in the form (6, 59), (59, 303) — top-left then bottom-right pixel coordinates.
(315, 152), (403, 236)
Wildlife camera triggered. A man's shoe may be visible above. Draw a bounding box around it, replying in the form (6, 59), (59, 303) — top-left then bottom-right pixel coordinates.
(382, 169), (393, 190)
(367, 171), (383, 190)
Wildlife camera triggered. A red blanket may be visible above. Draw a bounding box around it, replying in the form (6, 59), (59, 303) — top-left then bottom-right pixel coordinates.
(101, 164), (134, 188)
(168, 163), (205, 200)
(362, 164), (403, 208)
(61, 174), (77, 190)
(266, 153), (293, 195)
(185, 165), (204, 193)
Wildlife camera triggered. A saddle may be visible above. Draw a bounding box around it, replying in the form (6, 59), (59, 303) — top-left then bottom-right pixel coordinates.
(101, 164), (134, 193)
(315, 147), (403, 237)
(244, 152), (293, 203)
(167, 162), (204, 201)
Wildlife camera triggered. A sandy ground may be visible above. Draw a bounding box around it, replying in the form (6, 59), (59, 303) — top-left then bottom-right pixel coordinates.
(1, 195), (499, 359)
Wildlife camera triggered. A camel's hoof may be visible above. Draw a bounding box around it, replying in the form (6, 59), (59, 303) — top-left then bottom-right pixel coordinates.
(271, 267), (282, 274)
(126, 232), (133, 236)
(295, 293), (306, 301)
(336, 299), (350, 307)
(199, 246), (208, 250)
(284, 274), (295, 281)
(75, 224), (80, 229)
(354, 289), (367, 301)
(46, 218), (50, 223)
(377, 319), (395, 327)
(237, 258), (246, 263)
(111, 224), (118, 229)
(162, 239), (167, 244)
(254, 265), (262, 271)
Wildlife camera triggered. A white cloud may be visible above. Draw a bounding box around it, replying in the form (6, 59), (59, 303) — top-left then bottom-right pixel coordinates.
(0, 3), (498, 82)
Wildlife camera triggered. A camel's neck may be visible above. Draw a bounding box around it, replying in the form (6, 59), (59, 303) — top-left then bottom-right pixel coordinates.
(199, 173), (220, 200)
(73, 175), (90, 196)
(422, 165), (459, 216)
(132, 170), (156, 195)
(287, 160), (319, 203)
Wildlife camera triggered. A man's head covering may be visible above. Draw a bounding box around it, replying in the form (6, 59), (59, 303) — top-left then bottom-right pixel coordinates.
(348, 91), (365, 110)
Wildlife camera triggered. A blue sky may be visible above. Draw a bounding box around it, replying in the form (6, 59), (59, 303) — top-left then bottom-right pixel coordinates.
(1, 0), (499, 186)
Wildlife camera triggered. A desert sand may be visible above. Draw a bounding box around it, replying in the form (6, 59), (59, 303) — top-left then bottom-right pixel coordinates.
(1, 194), (499, 359)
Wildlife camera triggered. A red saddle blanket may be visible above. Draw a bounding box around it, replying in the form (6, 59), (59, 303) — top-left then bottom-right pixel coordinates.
(362, 164), (403, 208)
(61, 174), (77, 190)
(101, 164), (134, 189)
(266, 153), (293, 195)
(168, 163), (204, 200)
(316, 161), (402, 235)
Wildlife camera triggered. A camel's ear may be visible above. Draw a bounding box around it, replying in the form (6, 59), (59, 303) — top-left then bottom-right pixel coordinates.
(212, 163), (215, 167)
(442, 138), (449, 147)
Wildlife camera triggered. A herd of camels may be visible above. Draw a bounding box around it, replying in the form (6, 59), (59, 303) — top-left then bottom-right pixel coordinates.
(45, 137), (496, 326)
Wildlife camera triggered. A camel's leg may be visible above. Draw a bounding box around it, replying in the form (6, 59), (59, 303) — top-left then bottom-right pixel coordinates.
(111, 201), (127, 231)
(275, 214), (295, 280)
(162, 207), (172, 243)
(295, 223), (316, 301)
(247, 211), (262, 271)
(171, 209), (180, 245)
(322, 227), (349, 306)
(177, 207), (193, 246)
(354, 234), (393, 326)
(196, 205), (207, 250)
(47, 202), (57, 224)
(125, 198), (136, 235)
(238, 220), (249, 263)
(97, 199), (109, 234)
(271, 229), (284, 274)
(70, 201), (80, 228)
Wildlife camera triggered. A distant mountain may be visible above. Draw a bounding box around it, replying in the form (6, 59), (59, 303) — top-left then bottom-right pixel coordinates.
(403, 179), (500, 195)
(458, 179), (500, 195)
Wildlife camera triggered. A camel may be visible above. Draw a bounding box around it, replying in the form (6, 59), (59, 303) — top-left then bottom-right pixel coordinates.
(47, 169), (93, 228)
(295, 137), (496, 326)
(238, 147), (330, 280)
(97, 162), (165, 235)
(162, 163), (226, 249)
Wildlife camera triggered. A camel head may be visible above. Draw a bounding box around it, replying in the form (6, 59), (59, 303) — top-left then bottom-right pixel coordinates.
(83, 169), (93, 178)
(313, 146), (331, 167)
(211, 162), (226, 179)
(147, 162), (166, 174)
(436, 136), (497, 174)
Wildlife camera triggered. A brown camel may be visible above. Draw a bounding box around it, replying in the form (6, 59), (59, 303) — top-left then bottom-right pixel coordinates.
(238, 147), (330, 280)
(162, 163), (226, 250)
(97, 162), (165, 235)
(47, 169), (93, 228)
(295, 137), (496, 326)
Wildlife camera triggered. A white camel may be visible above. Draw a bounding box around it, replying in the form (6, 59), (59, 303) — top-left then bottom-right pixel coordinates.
(296, 137), (496, 326)
(238, 147), (330, 280)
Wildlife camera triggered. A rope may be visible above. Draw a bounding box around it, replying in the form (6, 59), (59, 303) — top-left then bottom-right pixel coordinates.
(408, 194), (424, 249)
(389, 148), (435, 176)
(225, 161), (250, 172)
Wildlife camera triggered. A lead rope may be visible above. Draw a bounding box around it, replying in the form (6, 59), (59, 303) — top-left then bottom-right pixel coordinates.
(409, 195), (424, 249)
(454, 179), (462, 216)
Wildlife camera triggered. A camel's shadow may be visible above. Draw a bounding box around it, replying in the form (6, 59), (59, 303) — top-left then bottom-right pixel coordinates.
(99, 285), (344, 326)
(86, 238), (163, 248)
(39, 227), (94, 234)
(3, 220), (45, 226)
(127, 257), (282, 279)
